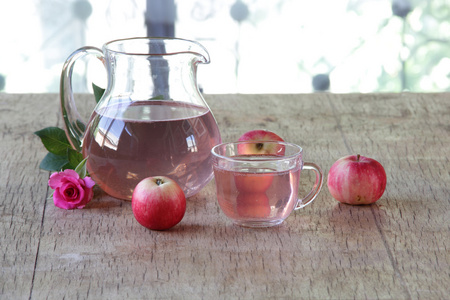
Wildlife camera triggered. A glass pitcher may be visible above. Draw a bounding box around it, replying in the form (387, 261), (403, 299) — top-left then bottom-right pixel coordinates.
(60, 37), (222, 200)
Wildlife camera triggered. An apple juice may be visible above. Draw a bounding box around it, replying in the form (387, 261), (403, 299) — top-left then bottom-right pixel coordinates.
(82, 100), (221, 200)
(213, 160), (301, 225)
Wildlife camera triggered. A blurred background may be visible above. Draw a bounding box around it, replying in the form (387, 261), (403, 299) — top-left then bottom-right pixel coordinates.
(0, 0), (449, 94)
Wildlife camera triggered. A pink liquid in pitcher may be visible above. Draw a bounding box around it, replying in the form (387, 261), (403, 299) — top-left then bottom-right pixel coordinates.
(214, 159), (301, 225)
(82, 100), (221, 200)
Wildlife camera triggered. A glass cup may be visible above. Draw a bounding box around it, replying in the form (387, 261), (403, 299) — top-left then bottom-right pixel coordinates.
(211, 141), (323, 227)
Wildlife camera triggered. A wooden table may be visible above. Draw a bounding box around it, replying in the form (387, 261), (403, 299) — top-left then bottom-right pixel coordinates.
(1, 93), (449, 299)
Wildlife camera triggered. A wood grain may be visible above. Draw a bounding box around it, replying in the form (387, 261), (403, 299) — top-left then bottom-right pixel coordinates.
(0, 93), (448, 299)
(0, 94), (59, 299)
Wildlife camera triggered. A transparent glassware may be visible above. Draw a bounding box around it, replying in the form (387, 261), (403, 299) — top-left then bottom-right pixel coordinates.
(60, 37), (222, 200)
(212, 141), (323, 227)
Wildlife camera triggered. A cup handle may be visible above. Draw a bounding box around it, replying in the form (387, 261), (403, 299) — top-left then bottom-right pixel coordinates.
(295, 162), (324, 210)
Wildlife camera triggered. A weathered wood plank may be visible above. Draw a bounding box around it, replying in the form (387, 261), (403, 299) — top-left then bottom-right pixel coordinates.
(1, 93), (448, 299)
(0, 93), (59, 299)
(327, 93), (450, 299)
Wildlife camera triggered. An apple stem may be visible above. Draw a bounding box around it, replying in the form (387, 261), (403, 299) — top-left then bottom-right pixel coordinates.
(356, 154), (360, 161)
(256, 143), (264, 150)
(156, 178), (163, 186)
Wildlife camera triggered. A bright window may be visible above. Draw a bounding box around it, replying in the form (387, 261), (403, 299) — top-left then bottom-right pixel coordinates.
(0, 0), (449, 93)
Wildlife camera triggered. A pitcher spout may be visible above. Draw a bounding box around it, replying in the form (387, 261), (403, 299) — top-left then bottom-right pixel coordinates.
(183, 39), (210, 64)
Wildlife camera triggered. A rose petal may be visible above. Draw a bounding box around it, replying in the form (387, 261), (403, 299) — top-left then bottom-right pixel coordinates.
(83, 176), (96, 189)
(79, 184), (94, 208)
(77, 185), (86, 203)
(84, 188), (94, 203)
(62, 175), (82, 187)
(61, 169), (80, 179)
(53, 188), (73, 209)
(48, 172), (64, 189)
(48, 169), (79, 189)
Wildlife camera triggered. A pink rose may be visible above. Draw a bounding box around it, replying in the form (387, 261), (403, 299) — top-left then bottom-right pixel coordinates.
(48, 169), (95, 209)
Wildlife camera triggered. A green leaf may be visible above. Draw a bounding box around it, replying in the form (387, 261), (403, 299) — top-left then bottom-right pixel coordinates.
(67, 148), (84, 170)
(150, 95), (165, 100)
(92, 83), (105, 103)
(39, 152), (69, 171)
(74, 157), (89, 178)
(75, 119), (86, 134)
(47, 191), (54, 200)
(34, 127), (71, 156)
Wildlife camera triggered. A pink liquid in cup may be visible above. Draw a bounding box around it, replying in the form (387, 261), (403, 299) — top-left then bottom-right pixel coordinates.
(213, 158), (301, 227)
(212, 141), (323, 227)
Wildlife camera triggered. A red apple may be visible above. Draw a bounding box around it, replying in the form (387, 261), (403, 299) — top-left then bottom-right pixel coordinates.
(234, 171), (273, 193)
(236, 192), (271, 218)
(132, 176), (186, 230)
(327, 154), (387, 205)
(237, 129), (285, 155)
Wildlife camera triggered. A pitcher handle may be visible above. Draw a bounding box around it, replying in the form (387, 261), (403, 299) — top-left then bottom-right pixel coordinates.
(60, 46), (104, 151)
(295, 162), (324, 210)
